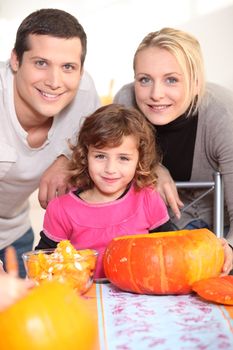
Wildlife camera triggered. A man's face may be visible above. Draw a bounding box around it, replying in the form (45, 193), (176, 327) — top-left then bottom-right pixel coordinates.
(10, 34), (83, 124)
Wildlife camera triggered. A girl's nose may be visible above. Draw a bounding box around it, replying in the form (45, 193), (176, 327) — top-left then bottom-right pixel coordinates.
(105, 159), (117, 174)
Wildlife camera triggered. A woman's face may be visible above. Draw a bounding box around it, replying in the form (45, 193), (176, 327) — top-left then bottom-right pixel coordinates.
(134, 47), (188, 125)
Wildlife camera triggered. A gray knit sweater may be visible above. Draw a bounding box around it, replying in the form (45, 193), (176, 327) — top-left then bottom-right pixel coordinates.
(114, 82), (233, 245)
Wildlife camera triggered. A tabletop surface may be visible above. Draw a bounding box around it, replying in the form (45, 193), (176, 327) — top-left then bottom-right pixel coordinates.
(85, 282), (233, 350)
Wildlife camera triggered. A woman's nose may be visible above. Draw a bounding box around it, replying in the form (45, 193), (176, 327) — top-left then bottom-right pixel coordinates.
(150, 81), (165, 100)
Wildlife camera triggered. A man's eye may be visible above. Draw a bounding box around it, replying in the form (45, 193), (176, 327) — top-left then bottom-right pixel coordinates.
(35, 60), (46, 67)
(63, 64), (74, 70)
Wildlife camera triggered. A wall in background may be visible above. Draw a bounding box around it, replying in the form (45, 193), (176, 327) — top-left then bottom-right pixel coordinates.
(181, 5), (233, 92)
(0, 0), (233, 97)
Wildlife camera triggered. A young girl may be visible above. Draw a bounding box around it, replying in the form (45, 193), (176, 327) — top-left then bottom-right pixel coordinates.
(36, 104), (172, 278)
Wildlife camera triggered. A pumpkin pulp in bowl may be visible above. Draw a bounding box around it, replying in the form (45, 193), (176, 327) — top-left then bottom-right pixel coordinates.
(22, 240), (98, 294)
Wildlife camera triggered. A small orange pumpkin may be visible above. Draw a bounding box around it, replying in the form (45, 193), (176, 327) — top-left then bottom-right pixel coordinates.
(192, 275), (233, 305)
(103, 229), (224, 295)
(0, 280), (97, 350)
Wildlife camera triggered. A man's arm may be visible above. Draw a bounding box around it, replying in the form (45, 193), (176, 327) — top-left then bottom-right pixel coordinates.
(38, 155), (73, 209)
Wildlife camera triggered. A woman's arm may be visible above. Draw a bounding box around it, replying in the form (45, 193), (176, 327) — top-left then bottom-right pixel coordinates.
(203, 86), (233, 248)
(155, 164), (184, 219)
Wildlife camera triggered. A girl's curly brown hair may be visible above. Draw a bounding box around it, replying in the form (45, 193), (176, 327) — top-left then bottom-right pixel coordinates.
(69, 103), (160, 190)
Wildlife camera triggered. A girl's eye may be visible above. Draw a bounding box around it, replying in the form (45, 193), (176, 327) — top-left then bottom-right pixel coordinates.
(120, 156), (129, 161)
(95, 154), (105, 159)
(166, 77), (178, 84)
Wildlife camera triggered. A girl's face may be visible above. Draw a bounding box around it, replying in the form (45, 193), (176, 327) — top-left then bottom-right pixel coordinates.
(134, 47), (188, 125)
(86, 135), (139, 203)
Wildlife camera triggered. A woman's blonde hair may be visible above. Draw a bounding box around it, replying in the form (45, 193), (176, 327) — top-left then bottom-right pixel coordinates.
(133, 27), (206, 115)
(69, 104), (160, 190)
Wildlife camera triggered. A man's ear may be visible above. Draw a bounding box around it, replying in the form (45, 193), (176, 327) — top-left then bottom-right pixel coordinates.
(10, 49), (19, 72)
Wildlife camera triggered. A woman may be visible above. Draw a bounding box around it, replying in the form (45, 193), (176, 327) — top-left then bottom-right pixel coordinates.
(114, 27), (233, 272)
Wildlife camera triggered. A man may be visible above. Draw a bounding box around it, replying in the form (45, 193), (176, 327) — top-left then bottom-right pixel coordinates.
(0, 8), (100, 276)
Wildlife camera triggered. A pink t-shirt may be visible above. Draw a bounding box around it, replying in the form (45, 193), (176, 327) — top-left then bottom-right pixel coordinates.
(43, 185), (169, 278)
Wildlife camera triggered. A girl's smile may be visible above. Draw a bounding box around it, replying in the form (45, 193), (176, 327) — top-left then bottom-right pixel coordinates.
(80, 135), (139, 203)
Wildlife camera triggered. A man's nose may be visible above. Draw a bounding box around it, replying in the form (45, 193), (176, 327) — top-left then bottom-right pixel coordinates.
(44, 67), (62, 89)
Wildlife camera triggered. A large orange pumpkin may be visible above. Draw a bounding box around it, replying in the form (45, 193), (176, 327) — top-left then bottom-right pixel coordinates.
(103, 229), (224, 295)
(0, 280), (97, 350)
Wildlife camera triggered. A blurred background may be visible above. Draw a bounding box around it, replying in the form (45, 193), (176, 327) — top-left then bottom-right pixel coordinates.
(1, 0), (233, 95)
(1, 0), (232, 243)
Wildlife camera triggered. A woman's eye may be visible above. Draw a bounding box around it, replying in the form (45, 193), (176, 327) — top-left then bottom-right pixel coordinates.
(137, 76), (152, 86)
(166, 77), (178, 84)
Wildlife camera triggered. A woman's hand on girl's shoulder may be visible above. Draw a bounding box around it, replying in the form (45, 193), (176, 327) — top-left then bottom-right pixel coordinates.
(155, 164), (183, 219)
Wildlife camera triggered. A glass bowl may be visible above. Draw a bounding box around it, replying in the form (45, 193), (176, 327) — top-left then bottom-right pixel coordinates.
(22, 245), (98, 295)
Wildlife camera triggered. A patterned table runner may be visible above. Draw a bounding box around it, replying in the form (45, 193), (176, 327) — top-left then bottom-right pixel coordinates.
(94, 283), (233, 350)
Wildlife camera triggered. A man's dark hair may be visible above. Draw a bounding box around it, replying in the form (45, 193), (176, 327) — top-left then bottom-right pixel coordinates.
(13, 8), (87, 66)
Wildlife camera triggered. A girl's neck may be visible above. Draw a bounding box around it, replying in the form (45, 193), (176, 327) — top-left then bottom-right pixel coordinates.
(78, 185), (131, 204)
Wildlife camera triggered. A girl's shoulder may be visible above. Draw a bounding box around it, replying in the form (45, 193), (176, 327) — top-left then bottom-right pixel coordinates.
(133, 185), (163, 203)
(46, 190), (79, 209)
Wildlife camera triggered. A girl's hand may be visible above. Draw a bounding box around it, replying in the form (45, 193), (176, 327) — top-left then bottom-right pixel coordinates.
(0, 247), (35, 311)
(156, 164), (184, 219)
(0, 272), (35, 311)
(220, 238), (233, 275)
